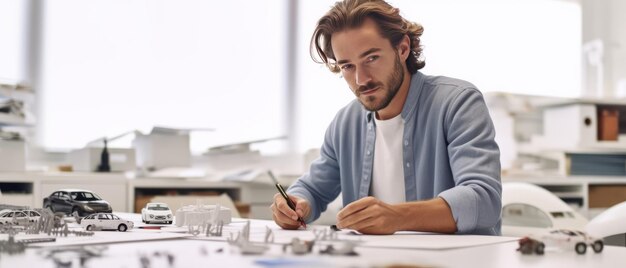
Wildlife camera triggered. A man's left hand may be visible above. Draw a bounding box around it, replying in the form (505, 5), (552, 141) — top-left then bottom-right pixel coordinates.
(336, 196), (402, 235)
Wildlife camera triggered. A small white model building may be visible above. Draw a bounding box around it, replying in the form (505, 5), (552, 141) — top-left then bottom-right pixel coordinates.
(319, 241), (358, 256)
(175, 202), (232, 227)
(227, 221), (270, 255)
(141, 203), (173, 224)
(285, 237), (314, 255)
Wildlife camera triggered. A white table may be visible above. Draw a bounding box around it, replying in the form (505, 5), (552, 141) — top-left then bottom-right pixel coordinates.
(1, 219), (624, 268)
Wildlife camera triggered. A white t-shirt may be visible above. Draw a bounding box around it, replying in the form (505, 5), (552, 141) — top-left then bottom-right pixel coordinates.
(371, 113), (406, 204)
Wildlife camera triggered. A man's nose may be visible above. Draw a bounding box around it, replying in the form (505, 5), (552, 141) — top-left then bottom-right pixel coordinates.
(355, 67), (372, 86)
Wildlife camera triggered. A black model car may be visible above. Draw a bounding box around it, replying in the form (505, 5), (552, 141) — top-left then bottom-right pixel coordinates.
(43, 189), (112, 216)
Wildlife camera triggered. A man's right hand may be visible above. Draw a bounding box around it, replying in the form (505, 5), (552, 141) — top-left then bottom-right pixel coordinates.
(270, 193), (310, 229)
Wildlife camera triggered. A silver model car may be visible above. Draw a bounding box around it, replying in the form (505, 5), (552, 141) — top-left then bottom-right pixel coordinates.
(80, 213), (134, 232)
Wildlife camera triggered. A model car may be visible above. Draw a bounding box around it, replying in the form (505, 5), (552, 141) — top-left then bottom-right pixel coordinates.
(21, 210), (41, 221)
(0, 210), (40, 226)
(519, 229), (604, 255)
(0, 211), (28, 225)
(543, 229), (603, 254)
(141, 203), (173, 224)
(43, 189), (112, 216)
(80, 213), (134, 232)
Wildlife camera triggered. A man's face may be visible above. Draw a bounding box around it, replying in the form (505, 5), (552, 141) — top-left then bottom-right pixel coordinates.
(331, 18), (405, 112)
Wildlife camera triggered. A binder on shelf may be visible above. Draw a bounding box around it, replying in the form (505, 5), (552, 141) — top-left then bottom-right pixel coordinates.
(566, 152), (626, 176)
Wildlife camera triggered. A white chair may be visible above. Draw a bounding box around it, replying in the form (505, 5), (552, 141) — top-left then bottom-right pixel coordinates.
(502, 182), (588, 237)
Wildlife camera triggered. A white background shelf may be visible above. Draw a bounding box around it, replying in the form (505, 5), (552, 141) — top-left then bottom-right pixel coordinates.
(0, 87), (34, 102)
(503, 175), (626, 219)
(0, 113), (26, 126)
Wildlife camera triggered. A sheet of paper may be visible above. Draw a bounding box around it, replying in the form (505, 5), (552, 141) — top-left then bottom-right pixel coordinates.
(209, 221), (519, 250)
(355, 233), (519, 249)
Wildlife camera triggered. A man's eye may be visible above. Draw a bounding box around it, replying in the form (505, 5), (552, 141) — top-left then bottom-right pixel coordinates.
(367, 55), (379, 62)
(341, 64), (354, 71)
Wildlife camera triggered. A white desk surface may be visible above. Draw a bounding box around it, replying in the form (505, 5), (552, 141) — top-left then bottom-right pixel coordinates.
(1, 218), (624, 268)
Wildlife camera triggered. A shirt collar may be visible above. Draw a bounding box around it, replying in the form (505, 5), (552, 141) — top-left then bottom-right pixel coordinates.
(365, 71), (425, 124)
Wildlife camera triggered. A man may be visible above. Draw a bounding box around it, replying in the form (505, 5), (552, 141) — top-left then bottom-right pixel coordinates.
(271, 0), (501, 235)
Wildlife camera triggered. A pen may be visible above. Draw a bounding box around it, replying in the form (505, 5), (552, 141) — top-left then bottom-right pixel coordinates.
(268, 171), (307, 229)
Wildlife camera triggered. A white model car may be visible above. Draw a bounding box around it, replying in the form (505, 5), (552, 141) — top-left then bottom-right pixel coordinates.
(21, 210), (42, 220)
(536, 229), (604, 254)
(141, 203), (173, 224)
(0, 211), (29, 226)
(81, 213), (134, 232)
(0, 210), (40, 226)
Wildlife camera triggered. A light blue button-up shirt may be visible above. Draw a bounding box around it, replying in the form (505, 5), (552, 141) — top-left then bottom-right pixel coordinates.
(288, 71), (502, 235)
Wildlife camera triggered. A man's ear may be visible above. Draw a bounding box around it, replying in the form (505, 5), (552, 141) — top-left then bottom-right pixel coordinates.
(397, 34), (411, 61)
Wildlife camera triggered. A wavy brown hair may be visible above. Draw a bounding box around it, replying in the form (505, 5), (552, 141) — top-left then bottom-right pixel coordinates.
(311, 0), (425, 74)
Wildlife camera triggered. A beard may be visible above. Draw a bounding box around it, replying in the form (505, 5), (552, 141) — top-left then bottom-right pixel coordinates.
(356, 54), (405, 112)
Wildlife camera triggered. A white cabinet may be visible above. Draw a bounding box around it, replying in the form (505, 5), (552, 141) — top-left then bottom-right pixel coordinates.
(38, 173), (128, 212)
(127, 177), (241, 214)
(1, 172), (288, 219)
(0, 174), (35, 208)
(504, 175), (626, 219)
(0, 172), (128, 212)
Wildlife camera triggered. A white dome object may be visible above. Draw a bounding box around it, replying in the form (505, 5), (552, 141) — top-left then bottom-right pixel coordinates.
(502, 182), (588, 237)
(586, 201), (626, 239)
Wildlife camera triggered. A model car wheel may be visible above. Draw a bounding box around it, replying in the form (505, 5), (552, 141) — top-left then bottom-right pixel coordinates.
(535, 242), (545, 255)
(118, 224), (128, 232)
(575, 242), (587, 254)
(592, 241), (604, 253)
(168, 221), (172, 224)
(72, 207), (80, 216)
(45, 205), (54, 212)
(86, 225), (94, 231)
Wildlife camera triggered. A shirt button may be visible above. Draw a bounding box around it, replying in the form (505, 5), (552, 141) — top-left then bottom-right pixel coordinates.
(404, 140), (409, 146)
(406, 162), (410, 168)
(367, 150), (371, 155)
(368, 125), (372, 130)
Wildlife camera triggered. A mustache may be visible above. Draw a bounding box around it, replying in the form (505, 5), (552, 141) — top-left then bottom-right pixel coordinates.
(358, 82), (382, 93)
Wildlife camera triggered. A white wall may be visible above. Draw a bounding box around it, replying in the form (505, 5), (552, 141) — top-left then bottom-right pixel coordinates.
(581, 0), (626, 98)
(0, 0), (27, 82)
